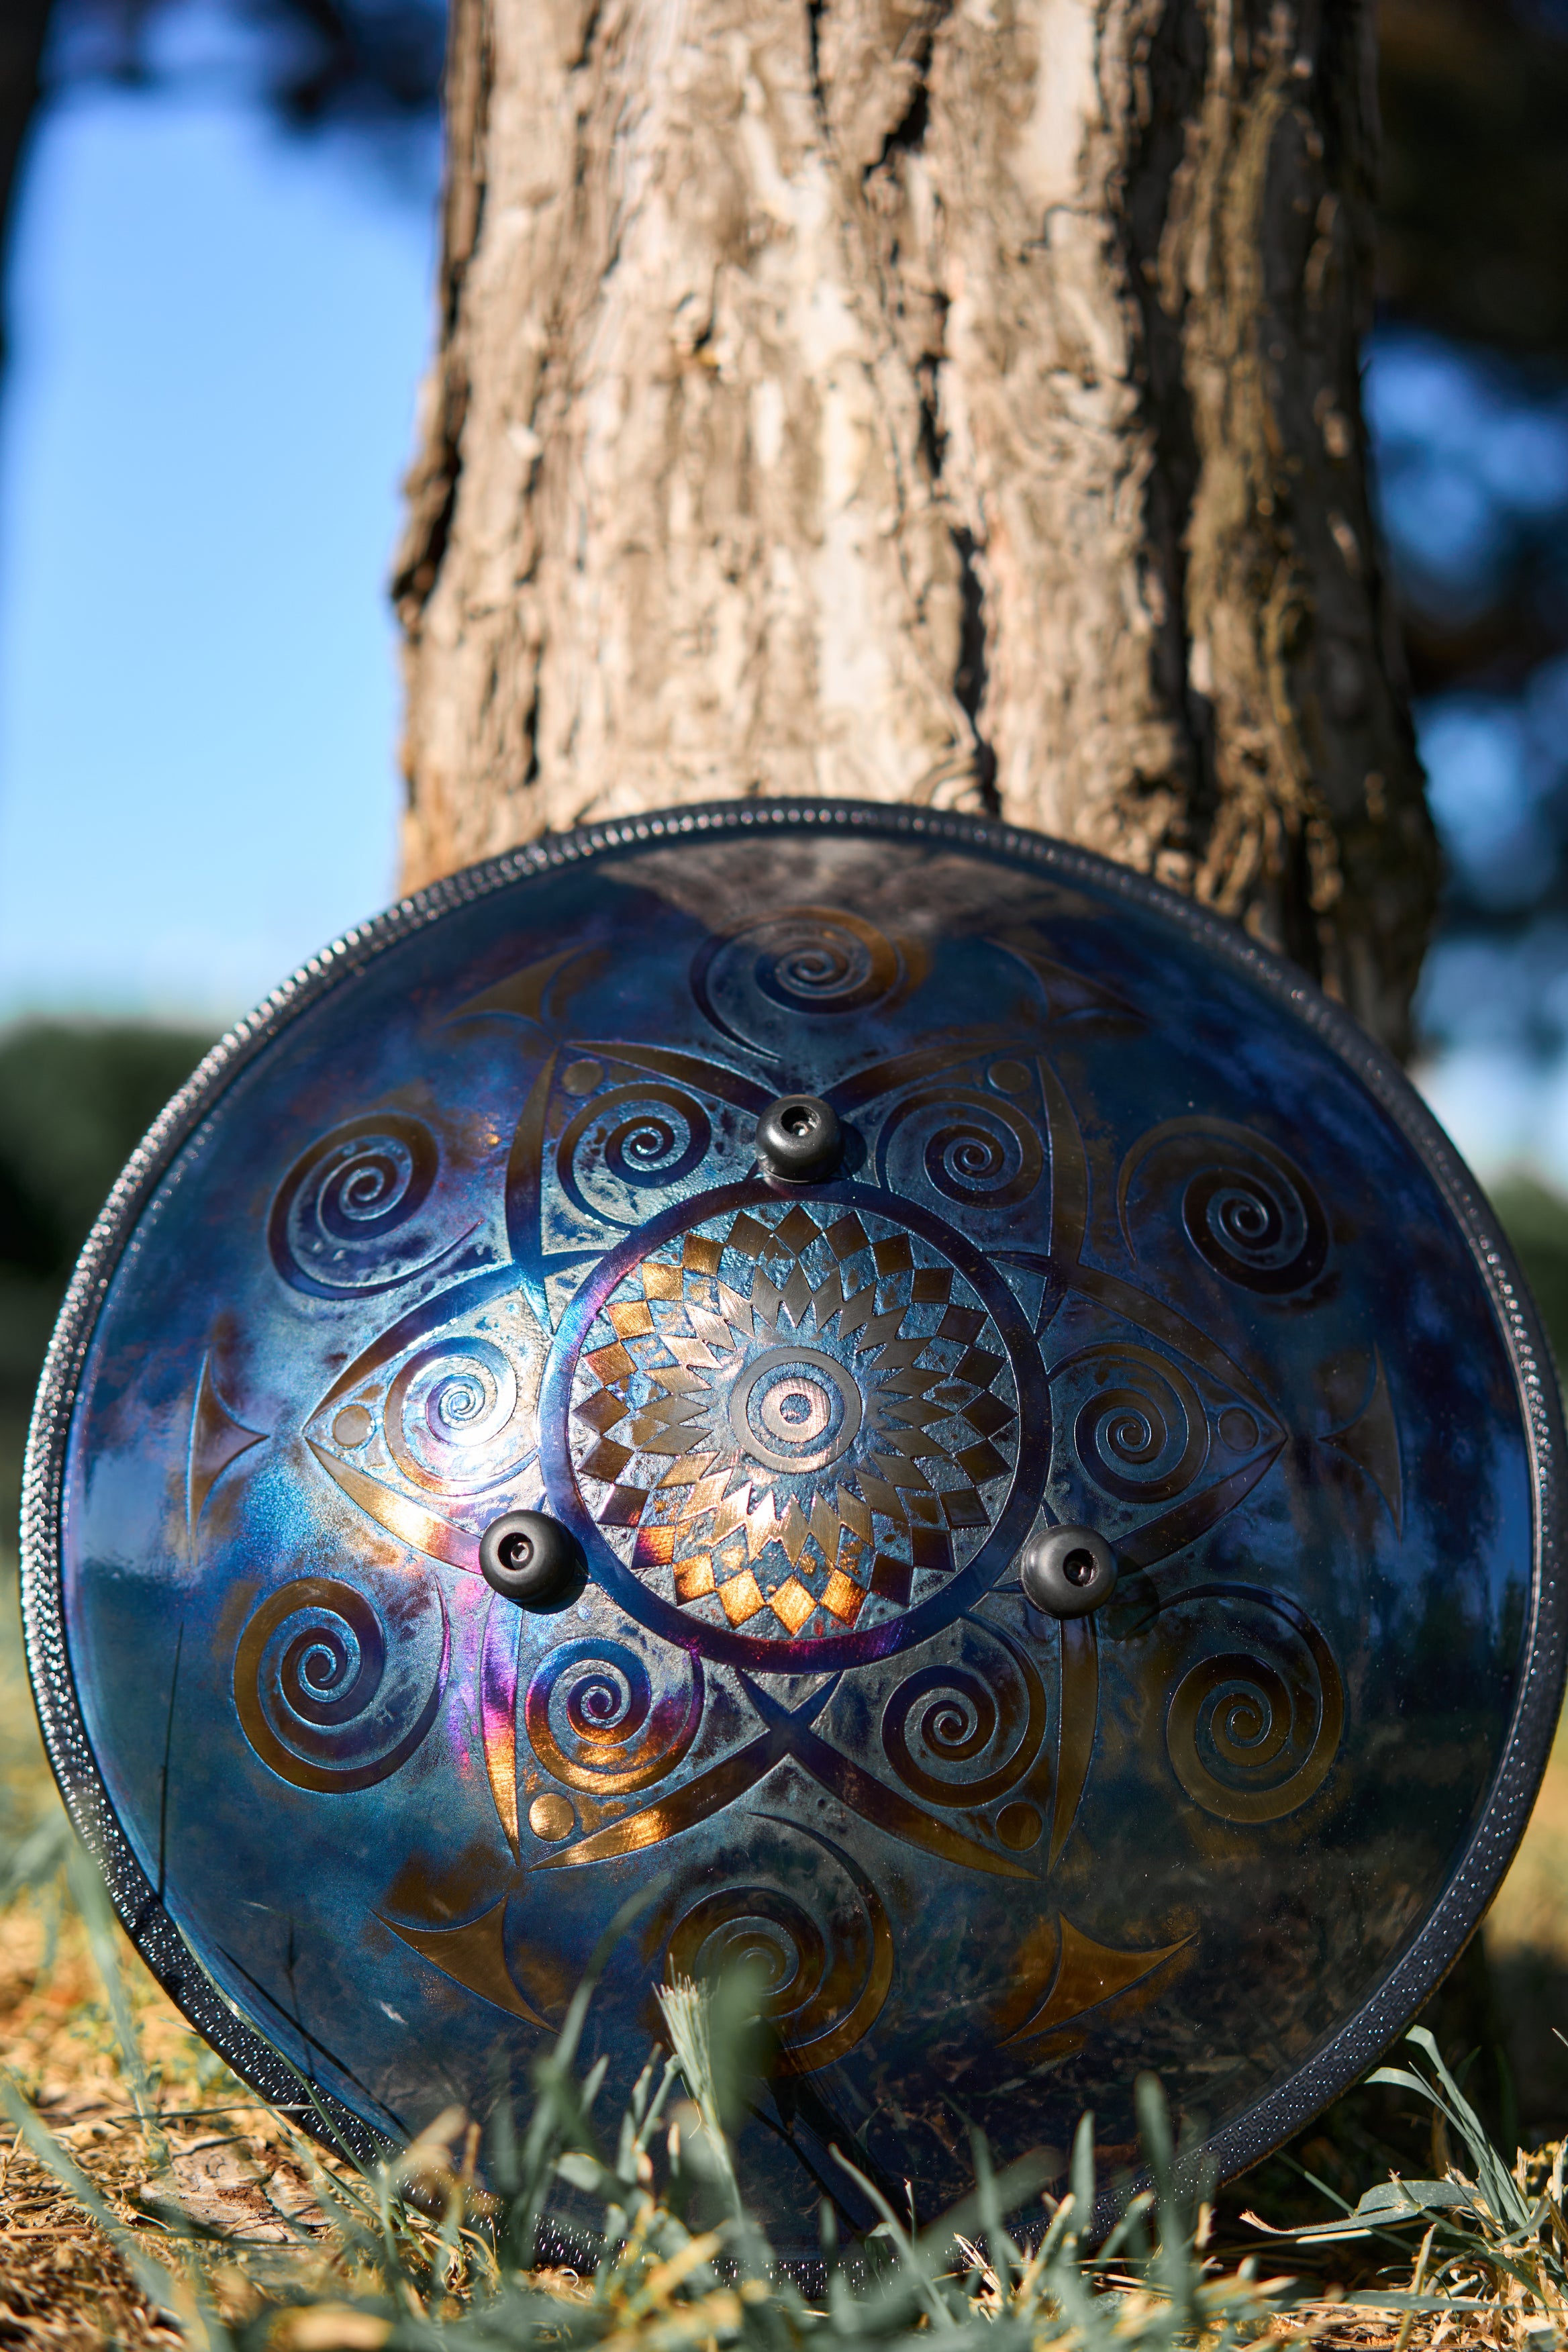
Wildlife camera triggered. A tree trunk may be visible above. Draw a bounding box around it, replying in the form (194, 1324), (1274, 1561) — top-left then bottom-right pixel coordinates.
(0, 0), (50, 367)
(394, 0), (1436, 1057)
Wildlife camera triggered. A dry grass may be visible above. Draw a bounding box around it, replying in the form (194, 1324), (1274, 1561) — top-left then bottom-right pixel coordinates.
(0, 1893), (359, 2344)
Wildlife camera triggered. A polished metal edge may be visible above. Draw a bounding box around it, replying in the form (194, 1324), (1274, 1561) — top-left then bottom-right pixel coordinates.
(19, 796), (1568, 2204)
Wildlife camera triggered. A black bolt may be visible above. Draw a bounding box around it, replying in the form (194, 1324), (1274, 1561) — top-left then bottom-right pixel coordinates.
(479, 1510), (581, 1606)
(1019, 1524), (1118, 1619)
(756, 1093), (842, 1183)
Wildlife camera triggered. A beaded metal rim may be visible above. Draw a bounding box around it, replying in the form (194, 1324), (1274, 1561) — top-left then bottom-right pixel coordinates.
(19, 797), (1568, 2211)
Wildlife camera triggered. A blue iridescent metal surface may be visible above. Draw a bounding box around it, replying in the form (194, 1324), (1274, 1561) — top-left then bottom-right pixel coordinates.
(20, 802), (1566, 2249)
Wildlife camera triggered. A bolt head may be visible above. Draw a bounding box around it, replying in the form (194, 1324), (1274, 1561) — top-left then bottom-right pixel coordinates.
(1019, 1524), (1118, 1618)
(756, 1093), (843, 1183)
(479, 1510), (581, 1606)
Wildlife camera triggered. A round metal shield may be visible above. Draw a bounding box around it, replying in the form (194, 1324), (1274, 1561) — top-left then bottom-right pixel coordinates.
(21, 800), (1566, 2249)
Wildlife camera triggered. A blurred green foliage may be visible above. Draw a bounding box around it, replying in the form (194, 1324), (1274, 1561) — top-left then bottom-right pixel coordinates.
(1489, 1174), (1568, 1373)
(0, 1020), (214, 1442)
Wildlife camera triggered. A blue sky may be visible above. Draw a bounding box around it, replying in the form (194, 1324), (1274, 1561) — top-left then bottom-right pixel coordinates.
(0, 80), (436, 1023)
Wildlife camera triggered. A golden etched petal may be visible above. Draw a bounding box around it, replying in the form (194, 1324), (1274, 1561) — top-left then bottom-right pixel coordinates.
(718, 1567), (765, 1624)
(769, 1576), (815, 1634)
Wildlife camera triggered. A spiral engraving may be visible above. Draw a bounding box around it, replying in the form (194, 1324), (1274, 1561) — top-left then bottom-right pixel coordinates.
(881, 1627), (1046, 1808)
(234, 1575), (448, 1793)
(1163, 1584), (1344, 1824)
(665, 1830), (893, 2073)
(555, 1084), (712, 1226)
(1183, 1158), (1327, 1294)
(384, 1336), (533, 1496)
(524, 1637), (703, 1794)
(876, 1087), (1044, 1212)
(751, 913), (899, 1013)
(1118, 1118), (1328, 1296)
(691, 907), (916, 1052)
(1053, 1343), (1209, 1504)
(268, 1115), (452, 1297)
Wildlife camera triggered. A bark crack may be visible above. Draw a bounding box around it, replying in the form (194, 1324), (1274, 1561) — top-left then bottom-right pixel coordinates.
(805, 0), (828, 126)
(950, 526), (998, 806)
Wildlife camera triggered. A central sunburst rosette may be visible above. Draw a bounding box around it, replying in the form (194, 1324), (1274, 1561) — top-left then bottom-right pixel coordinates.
(567, 1200), (1021, 1643)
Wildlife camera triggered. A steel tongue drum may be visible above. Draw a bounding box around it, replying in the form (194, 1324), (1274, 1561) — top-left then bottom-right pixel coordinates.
(21, 801), (1567, 2247)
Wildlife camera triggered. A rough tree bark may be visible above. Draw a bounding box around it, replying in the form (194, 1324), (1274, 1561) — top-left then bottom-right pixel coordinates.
(394, 0), (1436, 1055)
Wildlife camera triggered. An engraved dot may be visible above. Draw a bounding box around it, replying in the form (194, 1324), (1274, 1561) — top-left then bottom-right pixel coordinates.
(1218, 1407), (1258, 1453)
(562, 1058), (604, 1096)
(987, 1059), (1031, 1095)
(332, 1405), (374, 1449)
(995, 1801), (1043, 1851)
(529, 1794), (575, 1841)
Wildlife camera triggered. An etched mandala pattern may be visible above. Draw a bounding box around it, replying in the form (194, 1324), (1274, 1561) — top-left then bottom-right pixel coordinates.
(567, 1200), (1021, 1643)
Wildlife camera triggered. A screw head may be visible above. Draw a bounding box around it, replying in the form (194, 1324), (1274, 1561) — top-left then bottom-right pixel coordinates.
(755, 1093), (843, 1183)
(479, 1510), (581, 1606)
(1019, 1524), (1118, 1619)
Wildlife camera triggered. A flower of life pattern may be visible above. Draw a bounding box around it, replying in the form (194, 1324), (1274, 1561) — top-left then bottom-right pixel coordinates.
(567, 1199), (1021, 1643)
